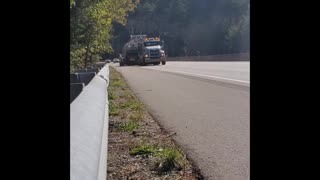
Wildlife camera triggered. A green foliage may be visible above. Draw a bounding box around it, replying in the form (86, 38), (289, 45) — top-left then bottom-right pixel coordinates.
(130, 144), (185, 173)
(225, 2), (249, 53)
(70, 0), (140, 71)
(120, 100), (144, 111)
(72, 0), (250, 69)
(130, 145), (158, 156)
(109, 101), (120, 116)
(70, 0), (75, 8)
(119, 121), (140, 132)
(112, 0), (249, 56)
(155, 148), (184, 173)
(108, 90), (117, 100)
(110, 79), (124, 88)
(129, 111), (144, 121)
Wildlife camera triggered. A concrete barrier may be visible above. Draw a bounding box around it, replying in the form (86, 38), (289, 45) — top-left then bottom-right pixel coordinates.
(70, 83), (85, 103)
(86, 68), (99, 73)
(75, 68), (100, 73)
(96, 62), (106, 69)
(71, 64), (109, 180)
(74, 69), (87, 73)
(78, 72), (96, 85)
(70, 73), (80, 83)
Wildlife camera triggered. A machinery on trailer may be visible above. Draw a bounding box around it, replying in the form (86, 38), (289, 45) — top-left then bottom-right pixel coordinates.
(120, 35), (166, 66)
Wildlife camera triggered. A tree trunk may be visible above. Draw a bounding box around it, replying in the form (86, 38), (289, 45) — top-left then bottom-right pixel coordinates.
(84, 31), (92, 68)
(84, 44), (90, 68)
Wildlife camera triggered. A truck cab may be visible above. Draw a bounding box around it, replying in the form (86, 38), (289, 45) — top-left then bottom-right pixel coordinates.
(141, 37), (166, 65)
(120, 35), (166, 66)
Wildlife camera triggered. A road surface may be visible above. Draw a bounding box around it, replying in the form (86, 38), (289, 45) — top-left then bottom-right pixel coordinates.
(113, 61), (249, 180)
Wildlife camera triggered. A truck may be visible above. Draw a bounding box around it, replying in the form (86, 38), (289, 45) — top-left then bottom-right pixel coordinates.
(119, 35), (166, 66)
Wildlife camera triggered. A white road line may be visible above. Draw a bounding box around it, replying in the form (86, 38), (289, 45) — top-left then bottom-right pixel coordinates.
(142, 67), (250, 85)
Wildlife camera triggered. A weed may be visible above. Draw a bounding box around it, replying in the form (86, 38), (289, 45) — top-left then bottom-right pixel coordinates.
(121, 100), (144, 111)
(109, 101), (119, 116)
(119, 121), (140, 132)
(155, 148), (184, 173)
(130, 145), (158, 156)
(129, 111), (144, 121)
(108, 90), (117, 100)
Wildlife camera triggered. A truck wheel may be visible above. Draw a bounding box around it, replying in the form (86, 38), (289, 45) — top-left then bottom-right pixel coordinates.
(161, 61), (166, 65)
(140, 59), (146, 66)
(120, 62), (124, 66)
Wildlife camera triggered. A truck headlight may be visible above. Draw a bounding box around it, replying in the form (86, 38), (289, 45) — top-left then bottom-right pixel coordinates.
(160, 50), (165, 56)
(145, 54), (148, 58)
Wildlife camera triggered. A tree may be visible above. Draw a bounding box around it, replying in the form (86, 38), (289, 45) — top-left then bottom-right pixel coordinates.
(110, 0), (249, 57)
(70, 0), (139, 72)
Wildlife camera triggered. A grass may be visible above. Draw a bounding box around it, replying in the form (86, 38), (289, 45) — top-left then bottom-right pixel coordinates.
(155, 148), (184, 174)
(129, 111), (144, 121)
(110, 78), (126, 88)
(119, 121), (140, 132)
(109, 101), (119, 116)
(130, 144), (185, 173)
(119, 94), (127, 99)
(108, 90), (117, 100)
(108, 67), (141, 117)
(112, 80), (123, 87)
(120, 100), (144, 111)
(130, 145), (158, 156)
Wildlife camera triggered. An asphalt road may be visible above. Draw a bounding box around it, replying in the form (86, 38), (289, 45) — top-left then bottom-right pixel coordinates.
(142, 61), (249, 86)
(113, 61), (250, 180)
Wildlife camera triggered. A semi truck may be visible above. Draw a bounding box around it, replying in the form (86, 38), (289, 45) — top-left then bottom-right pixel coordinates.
(120, 35), (166, 66)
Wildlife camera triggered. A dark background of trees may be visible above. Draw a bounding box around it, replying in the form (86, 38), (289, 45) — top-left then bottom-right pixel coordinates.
(109, 0), (249, 58)
(70, 0), (249, 69)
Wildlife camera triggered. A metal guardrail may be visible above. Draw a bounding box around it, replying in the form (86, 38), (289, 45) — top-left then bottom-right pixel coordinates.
(70, 64), (109, 180)
(70, 68), (100, 103)
(167, 53), (250, 61)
